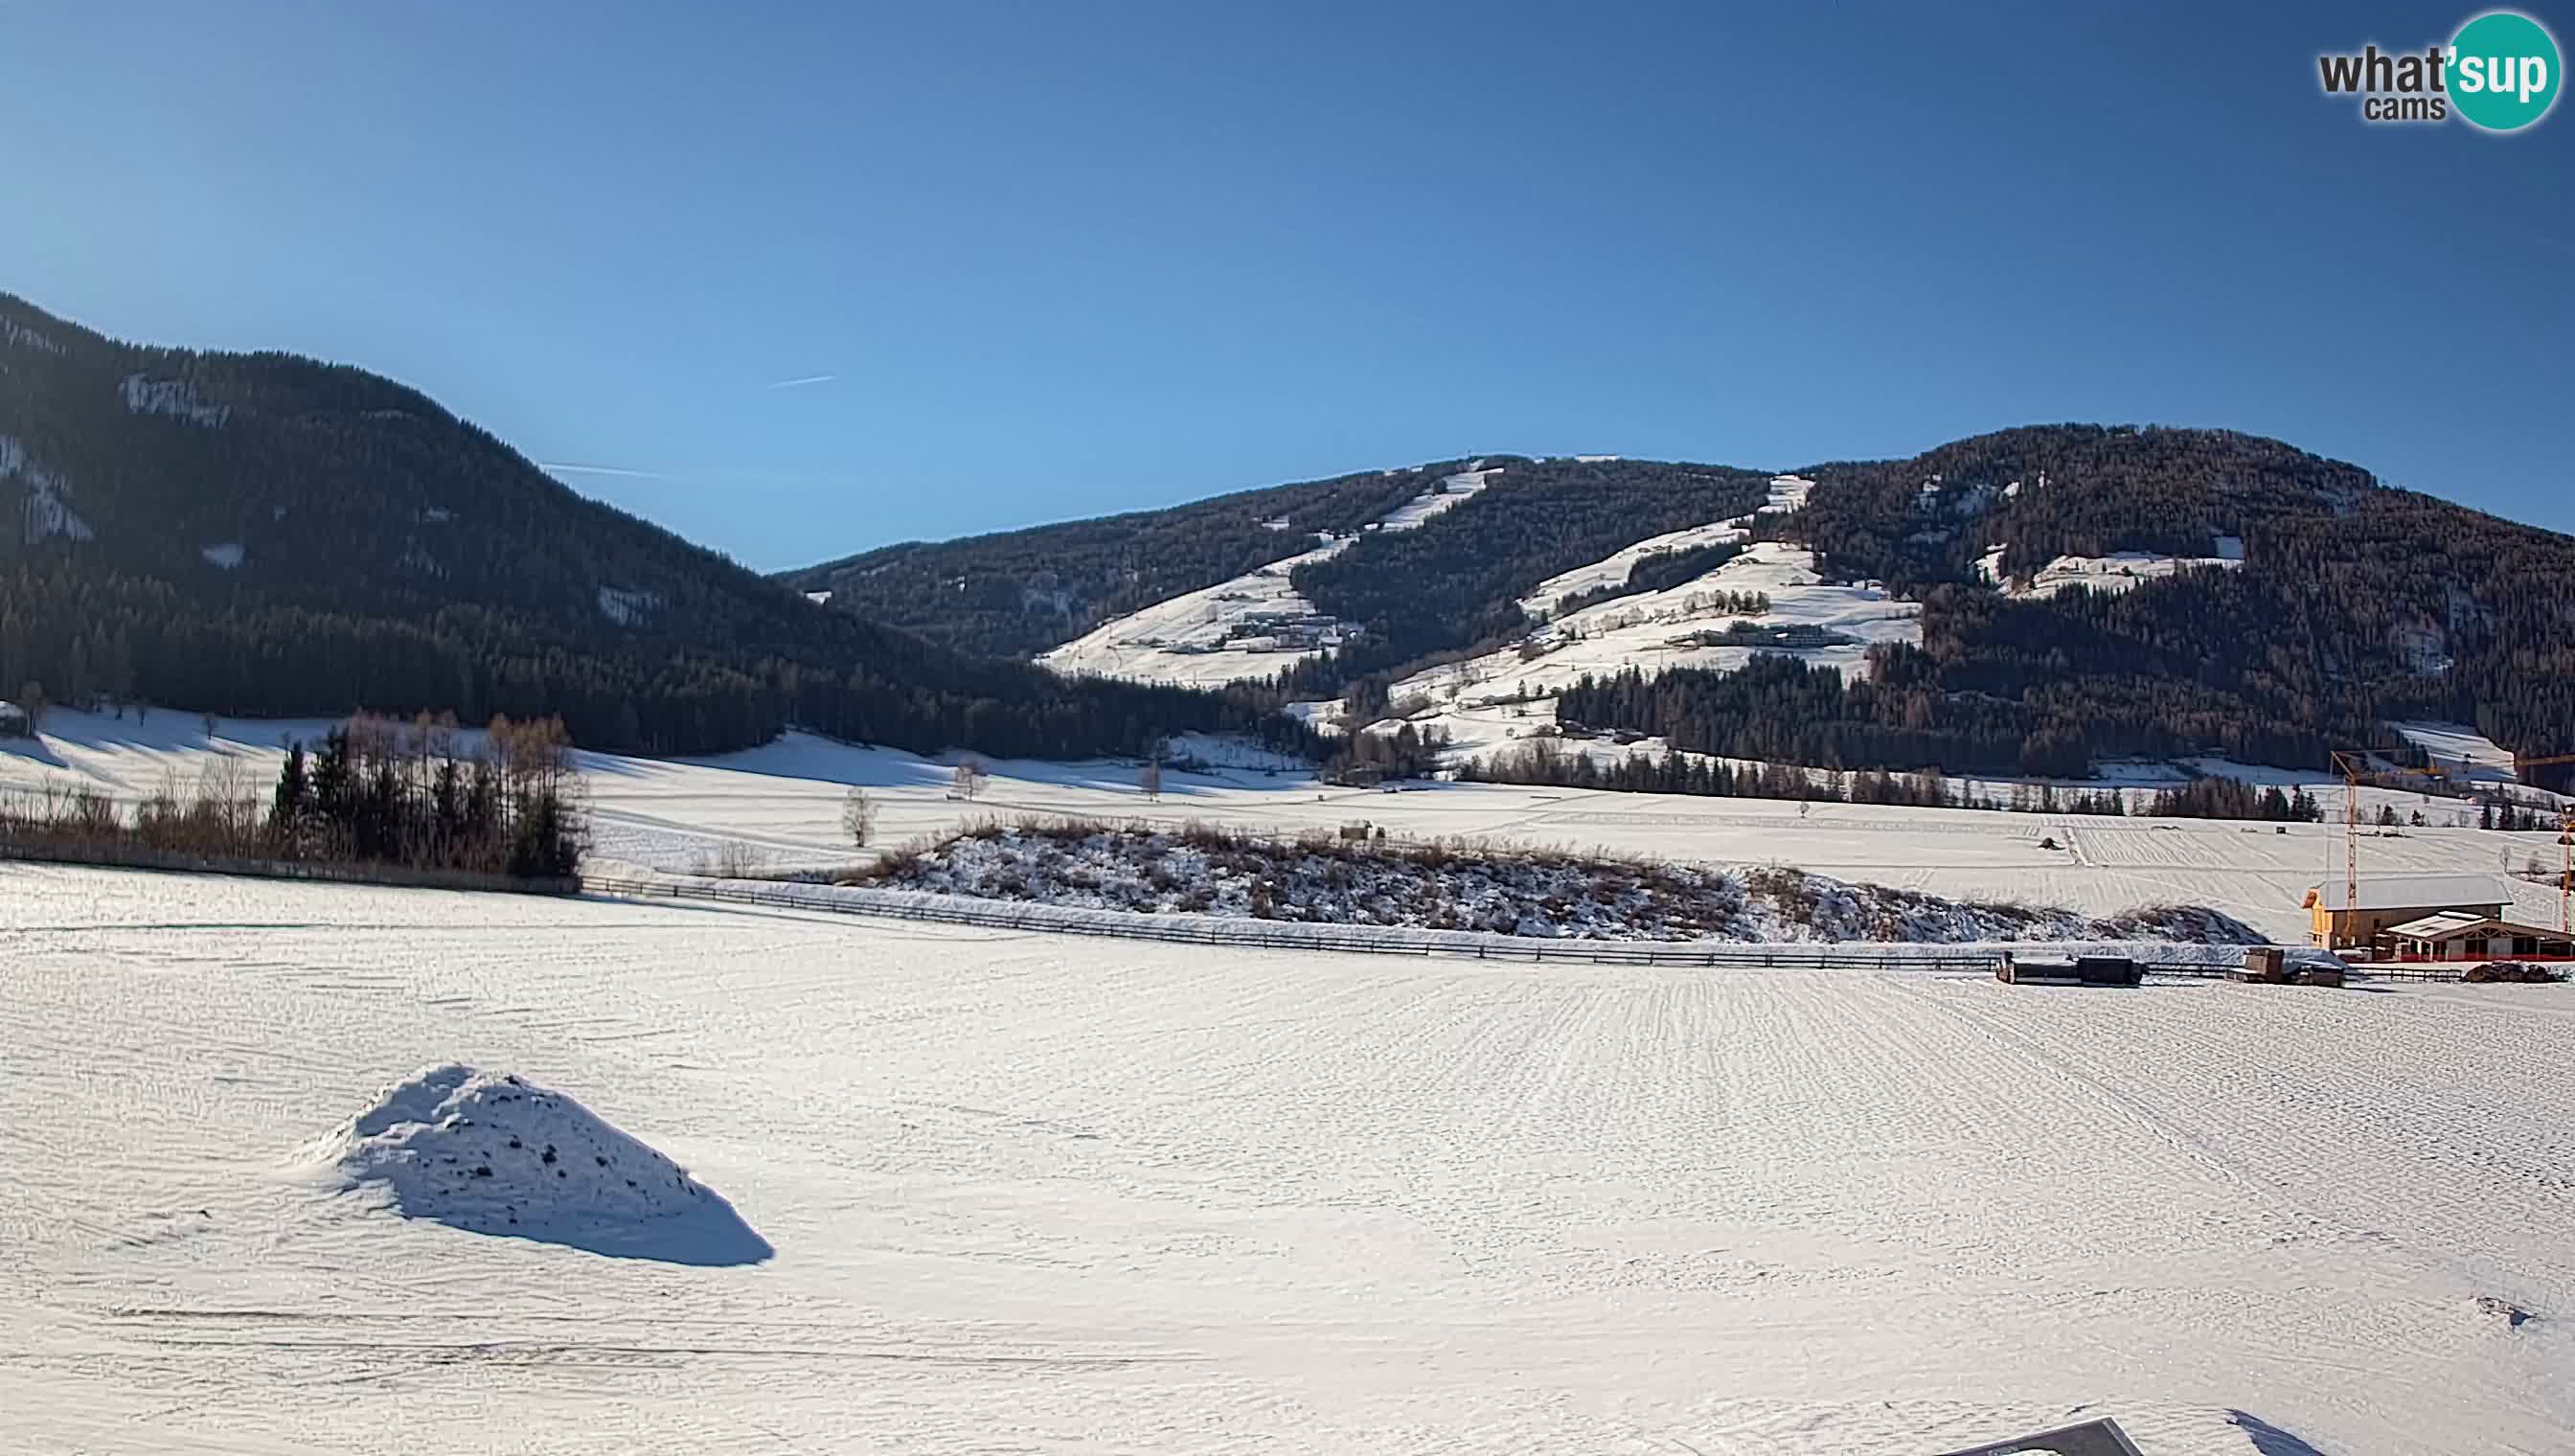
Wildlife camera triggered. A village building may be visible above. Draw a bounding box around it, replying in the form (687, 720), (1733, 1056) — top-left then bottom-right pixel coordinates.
(2378, 911), (2573, 963)
(2303, 873), (2509, 950)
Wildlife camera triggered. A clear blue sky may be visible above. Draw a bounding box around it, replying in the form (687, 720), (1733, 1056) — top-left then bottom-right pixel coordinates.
(5, 2), (2568, 570)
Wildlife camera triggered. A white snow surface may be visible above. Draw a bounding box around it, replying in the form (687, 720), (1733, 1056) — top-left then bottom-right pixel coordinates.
(200, 541), (245, 569)
(6, 864), (2572, 1454)
(119, 372), (231, 427)
(1372, 464), (1499, 530)
(1039, 468), (1501, 687)
(2389, 720), (2527, 783)
(1515, 515), (1753, 619)
(1757, 472), (1812, 513)
(6, 707), (2566, 944)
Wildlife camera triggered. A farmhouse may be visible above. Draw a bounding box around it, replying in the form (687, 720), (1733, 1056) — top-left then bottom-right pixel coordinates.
(2303, 873), (2508, 950)
(2380, 911), (2573, 963)
(0, 699), (30, 738)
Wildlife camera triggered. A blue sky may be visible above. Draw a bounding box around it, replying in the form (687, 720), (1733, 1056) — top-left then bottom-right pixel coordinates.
(4, 2), (2568, 570)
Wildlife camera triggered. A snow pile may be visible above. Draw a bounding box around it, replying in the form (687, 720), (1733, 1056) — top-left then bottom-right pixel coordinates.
(2, 435), (94, 543)
(119, 373), (231, 427)
(308, 1064), (769, 1264)
(869, 822), (2259, 944)
(199, 541), (244, 569)
(597, 584), (661, 626)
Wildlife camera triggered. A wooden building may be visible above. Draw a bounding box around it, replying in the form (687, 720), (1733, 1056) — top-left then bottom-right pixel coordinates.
(2379, 911), (2573, 962)
(2304, 874), (2508, 950)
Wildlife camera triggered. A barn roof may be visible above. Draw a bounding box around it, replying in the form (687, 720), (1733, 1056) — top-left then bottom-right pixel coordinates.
(2383, 911), (2565, 942)
(2305, 873), (2510, 912)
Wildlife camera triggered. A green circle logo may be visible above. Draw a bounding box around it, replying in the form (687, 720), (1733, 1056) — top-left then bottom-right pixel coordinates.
(2450, 11), (2562, 131)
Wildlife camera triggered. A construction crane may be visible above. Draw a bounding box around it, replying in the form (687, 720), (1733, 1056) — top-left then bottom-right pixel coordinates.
(2331, 748), (2575, 936)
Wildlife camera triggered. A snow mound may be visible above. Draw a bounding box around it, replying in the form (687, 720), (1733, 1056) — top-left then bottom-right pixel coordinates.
(308, 1064), (769, 1265)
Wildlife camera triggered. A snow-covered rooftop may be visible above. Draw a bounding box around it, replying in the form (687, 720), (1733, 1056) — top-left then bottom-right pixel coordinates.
(2307, 874), (2510, 912)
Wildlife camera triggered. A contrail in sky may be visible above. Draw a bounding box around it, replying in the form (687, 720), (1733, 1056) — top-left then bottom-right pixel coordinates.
(540, 462), (689, 481)
(762, 374), (836, 390)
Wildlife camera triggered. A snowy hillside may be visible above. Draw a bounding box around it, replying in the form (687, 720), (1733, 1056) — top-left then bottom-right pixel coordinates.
(7, 864), (2571, 1454)
(1038, 466), (1504, 686)
(1401, 539), (1923, 708)
(1515, 515), (1752, 618)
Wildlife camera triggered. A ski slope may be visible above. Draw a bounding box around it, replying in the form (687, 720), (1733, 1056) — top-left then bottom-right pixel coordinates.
(1037, 466), (1503, 687)
(1399, 539), (1925, 710)
(5, 864), (2570, 1454)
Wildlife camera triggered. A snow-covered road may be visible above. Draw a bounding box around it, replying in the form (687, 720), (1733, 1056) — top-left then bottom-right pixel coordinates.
(5, 865), (2568, 1453)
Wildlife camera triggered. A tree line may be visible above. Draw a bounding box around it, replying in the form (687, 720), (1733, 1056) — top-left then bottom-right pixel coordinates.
(0, 712), (586, 877)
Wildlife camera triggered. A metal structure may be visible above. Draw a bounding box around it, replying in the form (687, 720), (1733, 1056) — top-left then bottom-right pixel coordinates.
(2331, 747), (2575, 936)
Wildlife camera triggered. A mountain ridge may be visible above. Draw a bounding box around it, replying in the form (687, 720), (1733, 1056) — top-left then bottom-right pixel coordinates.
(0, 291), (1301, 760)
(787, 426), (2575, 779)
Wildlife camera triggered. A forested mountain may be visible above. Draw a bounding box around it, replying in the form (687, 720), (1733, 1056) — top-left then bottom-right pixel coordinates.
(0, 293), (1301, 758)
(779, 467), (1440, 657)
(1726, 425), (2575, 778)
(786, 425), (2575, 782)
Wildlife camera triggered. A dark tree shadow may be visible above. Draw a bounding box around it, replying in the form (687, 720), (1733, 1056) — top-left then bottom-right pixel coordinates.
(2229, 1411), (2330, 1456)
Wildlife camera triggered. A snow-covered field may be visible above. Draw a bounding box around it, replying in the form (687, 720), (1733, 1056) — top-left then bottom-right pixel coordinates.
(6, 708), (2567, 944)
(6, 864), (2570, 1454)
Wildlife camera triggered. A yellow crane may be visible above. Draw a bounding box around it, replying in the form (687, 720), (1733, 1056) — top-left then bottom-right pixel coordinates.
(2331, 748), (2575, 936)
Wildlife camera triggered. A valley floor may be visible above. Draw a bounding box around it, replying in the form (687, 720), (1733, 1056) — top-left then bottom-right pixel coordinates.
(4, 865), (2571, 1454)
(6, 710), (2567, 945)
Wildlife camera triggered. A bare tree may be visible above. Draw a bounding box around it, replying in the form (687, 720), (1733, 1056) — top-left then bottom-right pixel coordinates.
(840, 785), (877, 848)
(1139, 759), (1163, 801)
(16, 680), (44, 732)
(951, 759), (986, 801)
